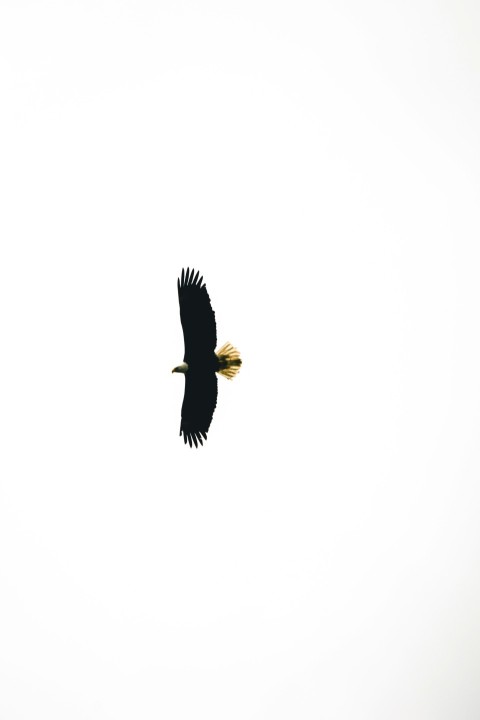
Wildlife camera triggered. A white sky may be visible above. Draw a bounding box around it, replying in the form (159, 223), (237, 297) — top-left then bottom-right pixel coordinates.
(1, 1), (480, 718)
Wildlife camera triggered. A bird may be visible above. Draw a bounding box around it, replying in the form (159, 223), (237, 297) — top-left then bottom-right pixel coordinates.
(172, 268), (242, 447)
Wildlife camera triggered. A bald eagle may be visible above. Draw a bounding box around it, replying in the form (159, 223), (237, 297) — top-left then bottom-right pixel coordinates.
(172, 268), (242, 447)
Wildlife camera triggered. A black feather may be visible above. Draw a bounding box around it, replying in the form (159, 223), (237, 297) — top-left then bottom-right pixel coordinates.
(177, 268), (219, 448)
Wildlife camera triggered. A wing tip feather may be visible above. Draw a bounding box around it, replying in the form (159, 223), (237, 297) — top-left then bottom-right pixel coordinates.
(180, 428), (209, 449)
(179, 267), (206, 290)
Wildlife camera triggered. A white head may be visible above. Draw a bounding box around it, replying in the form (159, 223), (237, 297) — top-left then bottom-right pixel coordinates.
(172, 362), (189, 374)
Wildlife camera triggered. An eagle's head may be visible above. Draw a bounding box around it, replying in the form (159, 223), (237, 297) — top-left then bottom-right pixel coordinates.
(172, 362), (189, 374)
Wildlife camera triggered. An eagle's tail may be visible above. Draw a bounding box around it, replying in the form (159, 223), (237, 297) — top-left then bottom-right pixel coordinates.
(216, 342), (242, 379)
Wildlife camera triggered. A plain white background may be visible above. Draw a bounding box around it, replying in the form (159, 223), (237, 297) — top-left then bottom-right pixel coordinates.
(1, 1), (480, 718)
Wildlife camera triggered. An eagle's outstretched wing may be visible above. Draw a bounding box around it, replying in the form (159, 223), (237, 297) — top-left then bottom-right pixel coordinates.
(180, 370), (218, 447)
(178, 267), (216, 363)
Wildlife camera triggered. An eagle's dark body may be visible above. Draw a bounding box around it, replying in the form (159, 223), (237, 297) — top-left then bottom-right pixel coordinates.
(173, 268), (241, 448)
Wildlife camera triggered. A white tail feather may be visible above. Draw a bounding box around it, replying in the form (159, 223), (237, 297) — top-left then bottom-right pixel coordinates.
(216, 342), (242, 379)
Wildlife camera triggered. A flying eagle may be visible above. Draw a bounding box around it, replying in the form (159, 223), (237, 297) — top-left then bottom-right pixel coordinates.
(172, 268), (242, 447)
